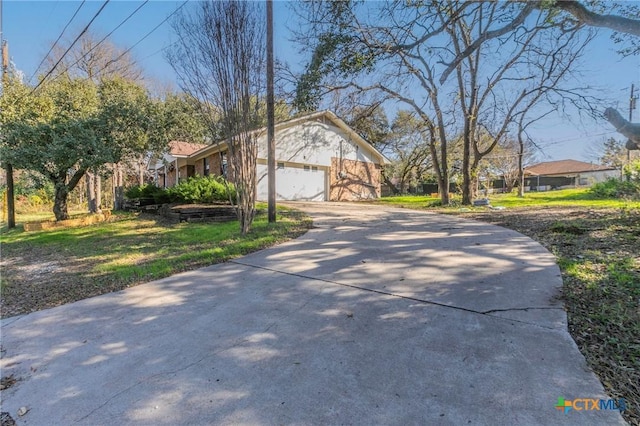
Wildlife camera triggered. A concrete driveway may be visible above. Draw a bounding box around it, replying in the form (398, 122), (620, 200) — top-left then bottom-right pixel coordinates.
(0, 203), (624, 425)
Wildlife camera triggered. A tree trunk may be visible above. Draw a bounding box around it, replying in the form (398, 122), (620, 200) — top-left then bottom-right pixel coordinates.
(462, 135), (473, 205)
(428, 133), (450, 205)
(381, 171), (400, 195)
(53, 178), (70, 221)
(138, 156), (145, 186)
(87, 171), (97, 213)
(113, 163), (124, 210)
(95, 173), (102, 213)
(517, 133), (525, 197)
(465, 152), (481, 202)
(5, 164), (15, 229)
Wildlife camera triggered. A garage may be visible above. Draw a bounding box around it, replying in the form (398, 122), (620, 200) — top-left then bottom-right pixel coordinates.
(256, 163), (327, 201)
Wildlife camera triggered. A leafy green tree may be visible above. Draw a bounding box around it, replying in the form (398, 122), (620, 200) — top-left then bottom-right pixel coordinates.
(1, 78), (101, 220)
(154, 92), (211, 144)
(598, 137), (627, 169)
(384, 111), (432, 194)
(344, 105), (390, 148)
(0, 77), (164, 221)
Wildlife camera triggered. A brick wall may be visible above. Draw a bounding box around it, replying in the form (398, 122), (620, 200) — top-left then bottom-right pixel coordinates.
(210, 153), (222, 176)
(166, 167), (176, 187)
(330, 157), (381, 201)
(194, 154), (222, 178)
(195, 158), (204, 176)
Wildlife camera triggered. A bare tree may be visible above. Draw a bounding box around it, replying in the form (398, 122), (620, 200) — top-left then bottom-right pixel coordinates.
(44, 32), (143, 83)
(481, 138), (536, 194)
(295, 1), (596, 204)
(429, 1), (640, 142)
(168, 1), (265, 234)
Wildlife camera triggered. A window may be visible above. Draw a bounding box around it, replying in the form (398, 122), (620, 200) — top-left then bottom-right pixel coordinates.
(311, 166), (318, 172)
(277, 162), (285, 169)
(221, 152), (228, 178)
(304, 165), (310, 171)
(203, 157), (209, 176)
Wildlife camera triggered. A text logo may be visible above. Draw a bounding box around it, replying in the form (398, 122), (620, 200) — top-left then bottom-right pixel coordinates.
(555, 397), (626, 413)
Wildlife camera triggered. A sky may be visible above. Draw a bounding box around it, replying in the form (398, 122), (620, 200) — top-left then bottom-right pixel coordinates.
(1, 0), (639, 163)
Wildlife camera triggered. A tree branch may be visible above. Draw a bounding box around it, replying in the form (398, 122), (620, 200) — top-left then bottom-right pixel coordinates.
(604, 107), (640, 149)
(439, 2), (537, 84)
(555, 1), (640, 37)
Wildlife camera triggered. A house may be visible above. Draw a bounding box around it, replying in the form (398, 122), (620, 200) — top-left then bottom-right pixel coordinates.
(524, 159), (618, 191)
(150, 110), (388, 201)
(150, 140), (208, 188)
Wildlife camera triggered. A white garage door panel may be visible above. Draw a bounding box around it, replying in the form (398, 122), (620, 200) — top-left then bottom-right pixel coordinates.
(257, 164), (326, 201)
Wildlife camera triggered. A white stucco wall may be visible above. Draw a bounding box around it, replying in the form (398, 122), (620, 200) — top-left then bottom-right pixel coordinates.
(256, 120), (378, 166)
(579, 170), (619, 184)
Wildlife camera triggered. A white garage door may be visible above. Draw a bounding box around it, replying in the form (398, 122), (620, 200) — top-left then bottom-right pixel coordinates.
(257, 164), (326, 201)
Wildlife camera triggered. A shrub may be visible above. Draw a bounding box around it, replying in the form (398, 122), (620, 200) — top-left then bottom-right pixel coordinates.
(589, 178), (640, 200)
(153, 189), (172, 204)
(623, 159), (640, 183)
(167, 176), (235, 204)
(125, 177), (236, 205)
(124, 183), (163, 199)
(28, 194), (45, 208)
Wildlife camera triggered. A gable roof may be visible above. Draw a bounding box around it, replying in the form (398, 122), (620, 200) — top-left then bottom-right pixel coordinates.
(168, 140), (209, 157)
(190, 110), (388, 164)
(525, 159), (616, 176)
(279, 110), (389, 164)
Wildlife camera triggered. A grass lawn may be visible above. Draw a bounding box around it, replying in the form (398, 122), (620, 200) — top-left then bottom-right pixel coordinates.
(371, 189), (639, 424)
(0, 205), (312, 318)
(376, 188), (640, 210)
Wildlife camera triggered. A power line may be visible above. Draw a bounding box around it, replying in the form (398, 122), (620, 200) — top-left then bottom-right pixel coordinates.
(52, 0), (149, 80)
(94, 0), (188, 77)
(541, 131), (615, 146)
(31, 0), (110, 93)
(28, 0), (86, 84)
(139, 38), (180, 62)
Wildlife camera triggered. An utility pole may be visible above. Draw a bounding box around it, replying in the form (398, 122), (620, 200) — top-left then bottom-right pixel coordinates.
(627, 84), (637, 179)
(2, 37), (15, 229)
(266, 0), (276, 223)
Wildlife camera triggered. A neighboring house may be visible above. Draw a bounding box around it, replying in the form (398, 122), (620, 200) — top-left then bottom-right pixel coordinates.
(150, 141), (209, 188)
(524, 159), (618, 191)
(150, 110), (388, 201)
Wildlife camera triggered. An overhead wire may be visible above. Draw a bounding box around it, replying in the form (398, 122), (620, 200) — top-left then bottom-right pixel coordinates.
(51, 0), (149, 81)
(28, 0), (86, 84)
(94, 0), (188, 77)
(30, 0), (110, 94)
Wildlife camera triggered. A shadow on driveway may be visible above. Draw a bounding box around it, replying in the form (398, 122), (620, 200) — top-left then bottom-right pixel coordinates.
(0, 203), (624, 425)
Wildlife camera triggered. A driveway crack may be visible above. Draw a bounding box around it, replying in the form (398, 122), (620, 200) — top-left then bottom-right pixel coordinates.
(230, 260), (561, 330)
(482, 306), (563, 314)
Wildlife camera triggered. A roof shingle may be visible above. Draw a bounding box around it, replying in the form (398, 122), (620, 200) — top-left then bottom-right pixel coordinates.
(168, 141), (208, 157)
(525, 159), (615, 176)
